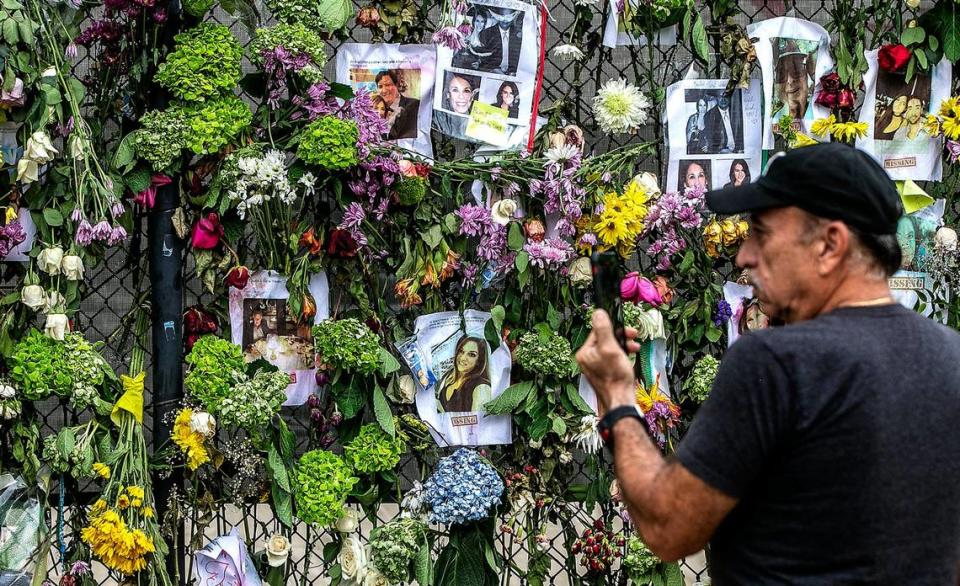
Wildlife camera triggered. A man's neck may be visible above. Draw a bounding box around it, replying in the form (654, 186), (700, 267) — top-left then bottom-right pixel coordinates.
(815, 277), (894, 316)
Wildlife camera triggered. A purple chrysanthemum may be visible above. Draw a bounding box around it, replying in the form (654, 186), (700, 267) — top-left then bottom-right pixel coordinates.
(456, 204), (493, 237)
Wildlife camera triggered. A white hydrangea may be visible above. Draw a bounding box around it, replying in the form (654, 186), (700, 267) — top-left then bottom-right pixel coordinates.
(227, 149), (299, 219)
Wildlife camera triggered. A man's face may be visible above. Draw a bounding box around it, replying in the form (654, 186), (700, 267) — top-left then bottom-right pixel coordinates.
(777, 54), (809, 99)
(253, 313), (262, 327)
(905, 98), (923, 124)
(736, 207), (821, 323)
(377, 75), (399, 103)
(718, 96), (730, 110)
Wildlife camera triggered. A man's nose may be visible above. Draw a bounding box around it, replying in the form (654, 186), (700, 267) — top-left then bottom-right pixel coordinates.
(736, 238), (756, 269)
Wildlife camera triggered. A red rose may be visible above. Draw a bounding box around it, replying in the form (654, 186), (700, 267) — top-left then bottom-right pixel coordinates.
(878, 44), (911, 73)
(815, 90), (839, 109)
(819, 72), (841, 93)
(325, 228), (358, 259)
(191, 212), (223, 249)
(131, 174), (171, 209)
(225, 265), (250, 289)
(183, 305), (218, 351)
(837, 88), (856, 111)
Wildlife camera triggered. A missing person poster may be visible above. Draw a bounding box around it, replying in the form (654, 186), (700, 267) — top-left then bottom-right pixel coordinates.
(578, 337), (671, 413)
(890, 199), (947, 321)
(336, 43), (436, 158)
(602, 0), (678, 48)
(432, 0), (542, 149)
(398, 310), (511, 446)
(747, 17), (833, 149)
(723, 281), (772, 348)
(665, 78), (763, 192)
(856, 50), (951, 181)
(228, 270), (330, 406)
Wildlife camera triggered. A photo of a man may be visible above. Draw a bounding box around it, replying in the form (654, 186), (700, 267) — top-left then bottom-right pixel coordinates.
(374, 69), (420, 140)
(771, 37), (818, 121)
(451, 5), (523, 75)
(241, 298), (313, 371)
(683, 89), (745, 155)
(873, 70), (931, 143)
(705, 95), (744, 153)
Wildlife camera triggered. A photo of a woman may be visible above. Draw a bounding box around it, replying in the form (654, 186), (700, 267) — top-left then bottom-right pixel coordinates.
(686, 98), (708, 154)
(677, 159), (710, 191)
(437, 336), (491, 413)
(875, 94), (907, 140)
(723, 159), (751, 188)
(443, 72), (478, 115)
(737, 297), (770, 335)
(491, 81), (520, 118)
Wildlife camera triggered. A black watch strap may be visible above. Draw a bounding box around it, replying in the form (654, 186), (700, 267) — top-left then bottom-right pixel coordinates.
(598, 405), (644, 450)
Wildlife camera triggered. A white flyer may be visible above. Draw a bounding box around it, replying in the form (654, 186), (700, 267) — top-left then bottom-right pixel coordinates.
(723, 281), (772, 348)
(228, 270), (330, 406)
(665, 78), (763, 192)
(336, 43), (436, 158)
(193, 528), (262, 586)
(856, 50), (951, 181)
(747, 16), (834, 149)
(398, 310), (512, 446)
(602, 0), (677, 49)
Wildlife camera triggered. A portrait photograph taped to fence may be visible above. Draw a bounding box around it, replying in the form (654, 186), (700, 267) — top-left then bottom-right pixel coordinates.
(675, 159), (711, 191)
(873, 71), (931, 142)
(770, 37), (818, 122)
(451, 4), (523, 76)
(682, 88), (745, 155)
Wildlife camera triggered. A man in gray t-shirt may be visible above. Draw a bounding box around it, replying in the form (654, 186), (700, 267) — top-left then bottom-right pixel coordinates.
(577, 143), (960, 583)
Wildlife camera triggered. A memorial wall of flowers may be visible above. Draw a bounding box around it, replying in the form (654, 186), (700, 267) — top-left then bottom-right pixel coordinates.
(1, 0), (960, 584)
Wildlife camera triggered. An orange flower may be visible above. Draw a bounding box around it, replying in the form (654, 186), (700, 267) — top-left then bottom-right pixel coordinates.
(299, 227), (322, 256)
(300, 294), (317, 322)
(439, 249), (460, 281)
(421, 262), (439, 289)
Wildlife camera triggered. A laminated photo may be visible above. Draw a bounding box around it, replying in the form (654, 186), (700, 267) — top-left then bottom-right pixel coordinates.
(578, 337), (672, 413)
(336, 43), (436, 158)
(747, 17), (833, 149)
(432, 0), (542, 149)
(665, 78), (763, 191)
(400, 310), (512, 446)
(723, 281), (772, 348)
(228, 270), (330, 406)
(602, 0), (677, 48)
(890, 199), (947, 321)
(4, 208), (34, 262)
(856, 50), (952, 181)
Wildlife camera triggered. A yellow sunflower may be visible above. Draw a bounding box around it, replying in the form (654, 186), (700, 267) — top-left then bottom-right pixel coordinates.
(594, 213), (628, 247)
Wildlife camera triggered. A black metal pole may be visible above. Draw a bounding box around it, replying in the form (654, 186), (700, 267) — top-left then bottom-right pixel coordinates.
(149, 183), (185, 584)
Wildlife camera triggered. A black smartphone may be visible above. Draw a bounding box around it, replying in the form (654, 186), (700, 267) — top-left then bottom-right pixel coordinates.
(590, 251), (627, 352)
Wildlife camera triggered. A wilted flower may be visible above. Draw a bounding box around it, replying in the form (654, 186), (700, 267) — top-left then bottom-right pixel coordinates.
(225, 266), (250, 289)
(336, 508), (360, 533)
(45, 313), (69, 341)
(265, 533), (291, 567)
(191, 212), (223, 249)
(189, 411), (217, 437)
(552, 44), (585, 61)
(37, 246), (65, 275)
(568, 256), (592, 286)
(491, 199), (518, 225)
(61, 254), (84, 281)
(21, 284), (46, 311)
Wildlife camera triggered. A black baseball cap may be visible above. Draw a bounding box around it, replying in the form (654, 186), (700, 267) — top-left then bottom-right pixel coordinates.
(705, 143), (903, 235)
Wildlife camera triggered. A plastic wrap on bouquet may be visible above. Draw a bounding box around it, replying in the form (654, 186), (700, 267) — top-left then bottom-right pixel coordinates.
(0, 475), (41, 586)
(193, 528), (262, 586)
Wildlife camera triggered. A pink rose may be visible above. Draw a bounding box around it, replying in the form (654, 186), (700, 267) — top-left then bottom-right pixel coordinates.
(398, 160), (418, 178)
(191, 212), (223, 249)
(620, 272), (662, 306)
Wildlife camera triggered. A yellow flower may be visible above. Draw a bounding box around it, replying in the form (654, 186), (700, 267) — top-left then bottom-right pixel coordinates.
(173, 408), (210, 470)
(720, 219), (739, 247)
(811, 115), (836, 137)
(593, 213), (628, 247)
(703, 219), (723, 258)
(736, 219), (749, 239)
(117, 494), (130, 509)
(829, 121), (868, 142)
(92, 462), (110, 479)
(790, 132), (820, 148)
(602, 192), (626, 215)
(926, 113), (944, 138)
(143, 507), (154, 519)
(941, 106), (960, 141)
(126, 486), (145, 500)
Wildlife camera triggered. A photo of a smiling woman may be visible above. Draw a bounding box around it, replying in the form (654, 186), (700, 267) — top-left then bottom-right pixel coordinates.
(443, 71), (479, 115)
(436, 335), (492, 413)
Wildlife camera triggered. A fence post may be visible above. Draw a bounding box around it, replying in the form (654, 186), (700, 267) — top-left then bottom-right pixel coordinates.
(149, 183), (185, 583)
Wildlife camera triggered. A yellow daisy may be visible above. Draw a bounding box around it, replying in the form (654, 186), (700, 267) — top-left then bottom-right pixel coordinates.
(593, 213), (628, 246)
(811, 115), (836, 137)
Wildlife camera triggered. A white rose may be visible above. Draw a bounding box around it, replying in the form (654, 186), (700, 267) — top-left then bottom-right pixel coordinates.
(44, 313), (68, 341)
(60, 254), (84, 281)
(631, 172), (661, 198)
(46, 291), (65, 313)
(905, 0), (920, 8)
(336, 508), (359, 533)
(390, 374), (416, 404)
(568, 257), (592, 286)
(37, 246), (64, 275)
(189, 411), (217, 437)
(25, 131), (58, 163)
(338, 536), (367, 583)
(0, 384), (15, 399)
(935, 227), (958, 251)
(634, 308), (665, 341)
(20, 285), (46, 311)
(490, 199), (518, 225)
(528, 438), (542, 449)
(41, 67), (57, 79)
(265, 533), (291, 568)
(68, 135), (86, 160)
(16, 158), (38, 184)
(363, 567), (389, 586)
(0, 401), (20, 420)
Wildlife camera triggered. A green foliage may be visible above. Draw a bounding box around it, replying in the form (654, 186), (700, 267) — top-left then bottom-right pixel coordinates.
(9, 330), (71, 400)
(397, 175), (428, 206)
(249, 23), (328, 73)
(370, 518), (428, 584)
(294, 450), (358, 526)
(182, 0), (216, 17)
(312, 318), (382, 374)
(155, 24), (243, 102)
(622, 535), (684, 586)
(684, 355), (719, 404)
(296, 116), (359, 170)
(184, 335), (247, 412)
(131, 109), (189, 172)
(172, 96), (253, 155)
(343, 423), (406, 474)
(512, 330), (575, 379)
(263, 0), (351, 34)
(218, 370), (289, 432)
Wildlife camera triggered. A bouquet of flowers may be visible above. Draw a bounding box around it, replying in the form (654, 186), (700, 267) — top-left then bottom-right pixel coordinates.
(422, 448), (503, 525)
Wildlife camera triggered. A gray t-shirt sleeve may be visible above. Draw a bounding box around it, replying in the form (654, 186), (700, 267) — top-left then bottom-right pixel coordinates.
(676, 333), (795, 499)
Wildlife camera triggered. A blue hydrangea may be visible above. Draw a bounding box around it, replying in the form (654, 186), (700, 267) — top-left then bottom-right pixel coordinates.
(422, 448), (504, 525)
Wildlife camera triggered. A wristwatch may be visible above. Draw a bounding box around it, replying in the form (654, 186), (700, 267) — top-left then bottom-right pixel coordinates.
(598, 405), (645, 450)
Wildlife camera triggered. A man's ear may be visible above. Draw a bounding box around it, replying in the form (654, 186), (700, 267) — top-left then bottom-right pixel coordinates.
(817, 221), (850, 275)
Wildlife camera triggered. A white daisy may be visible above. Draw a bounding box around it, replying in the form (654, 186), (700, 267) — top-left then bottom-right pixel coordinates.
(593, 78), (651, 134)
(544, 143), (580, 164)
(574, 0), (599, 5)
(572, 414), (603, 454)
(552, 44), (585, 61)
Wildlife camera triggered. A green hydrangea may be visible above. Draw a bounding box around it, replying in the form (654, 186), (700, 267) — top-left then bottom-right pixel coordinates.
(132, 109), (189, 171)
(343, 424), (405, 474)
(155, 24), (243, 102)
(172, 96), (252, 155)
(10, 330), (74, 400)
(184, 335), (247, 412)
(370, 518), (427, 584)
(219, 370), (289, 431)
(250, 23), (327, 70)
(294, 450), (358, 526)
(182, 0), (215, 17)
(62, 333), (109, 411)
(396, 176), (427, 206)
(297, 116), (359, 171)
(513, 331), (574, 379)
(312, 318), (382, 374)
(685, 355), (719, 404)
(622, 535), (659, 578)
(263, 0), (351, 34)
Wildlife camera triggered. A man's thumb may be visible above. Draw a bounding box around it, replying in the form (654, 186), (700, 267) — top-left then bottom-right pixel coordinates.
(591, 309), (614, 341)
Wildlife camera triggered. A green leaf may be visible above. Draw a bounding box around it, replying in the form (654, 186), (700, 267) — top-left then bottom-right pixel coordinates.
(483, 380), (533, 414)
(507, 222), (524, 251)
(902, 25), (926, 46)
(333, 383), (365, 419)
(490, 305), (505, 331)
(379, 347), (400, 376)
(484, 319), (501, 353)
(546, 303), (561, 331)
(422, 224), (443, 249)
(415, 541), (433, 586)
(916, 48), (928, 69)
(372, 386), (395, 437)
(322, 541), (340, 564)
(930, 34), (940, 51)
(705, 326), (722, 343)
(55, 427), (75, 457)
(329, 82), (355, 101)
(514, 251), (529, 273)
(565, 383), (592, 414)
(113, 133), (137, 172)
(15, 19), (30, 45)
(125, 168), (152, 194)
(271, 483), (293, 527)
(919, 0), (960, 62)
(2, 19), (17, 44)
(0, 290), (20, 305)
(66, 79), (86, 105)
(42, 208), (63, 227)
(664, 562), (684, 586)
(267, 443), (290, 492)
(550, 416), (567, 437)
